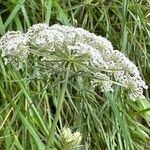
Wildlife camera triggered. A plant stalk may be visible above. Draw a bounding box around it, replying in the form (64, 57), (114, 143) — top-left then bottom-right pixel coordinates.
(46, 64), (70, 149)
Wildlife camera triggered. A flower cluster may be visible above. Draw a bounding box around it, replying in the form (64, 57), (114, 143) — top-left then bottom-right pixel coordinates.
(60, 127), (82, 149)
(0, 23), (148, 100)
(0, 31), (28, 68)
(27, 23), (64, 47)
(91, 73), (114, 92)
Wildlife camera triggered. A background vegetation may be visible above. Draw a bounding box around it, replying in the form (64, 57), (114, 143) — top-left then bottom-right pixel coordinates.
(0, 0), (150, 149)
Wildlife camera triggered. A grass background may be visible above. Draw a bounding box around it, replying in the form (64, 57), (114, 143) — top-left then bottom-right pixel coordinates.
(0, 0), (150, 149)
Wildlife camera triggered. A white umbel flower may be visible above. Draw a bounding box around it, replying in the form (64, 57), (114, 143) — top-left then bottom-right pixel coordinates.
(26, 23), (65, 49)
(91, 72), (114, 92)
(0, 23), (148, 100)
(0, 31), (28, 68)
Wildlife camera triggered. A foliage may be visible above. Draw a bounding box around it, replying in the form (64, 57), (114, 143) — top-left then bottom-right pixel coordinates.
(0, 0), (150, 150)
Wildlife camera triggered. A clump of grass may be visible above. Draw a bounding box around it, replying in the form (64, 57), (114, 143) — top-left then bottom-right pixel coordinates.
(0, 0), (150, 150)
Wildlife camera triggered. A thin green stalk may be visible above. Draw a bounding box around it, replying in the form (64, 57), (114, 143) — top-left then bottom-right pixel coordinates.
(4, 0), (26, 29)
(46, 64), (70, 149)
(121, 0), (128, 54)
(9, 69), (49, 135)
(45, 0), (52, 25)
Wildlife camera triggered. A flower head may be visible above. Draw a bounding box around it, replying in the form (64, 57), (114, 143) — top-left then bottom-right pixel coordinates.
(0, 23), (148, 100)
(60, 127), (82, 149)
(0, 31), (28, 68)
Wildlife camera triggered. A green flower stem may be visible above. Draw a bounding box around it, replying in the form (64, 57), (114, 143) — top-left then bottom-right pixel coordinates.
(46, 64), (70, 149)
